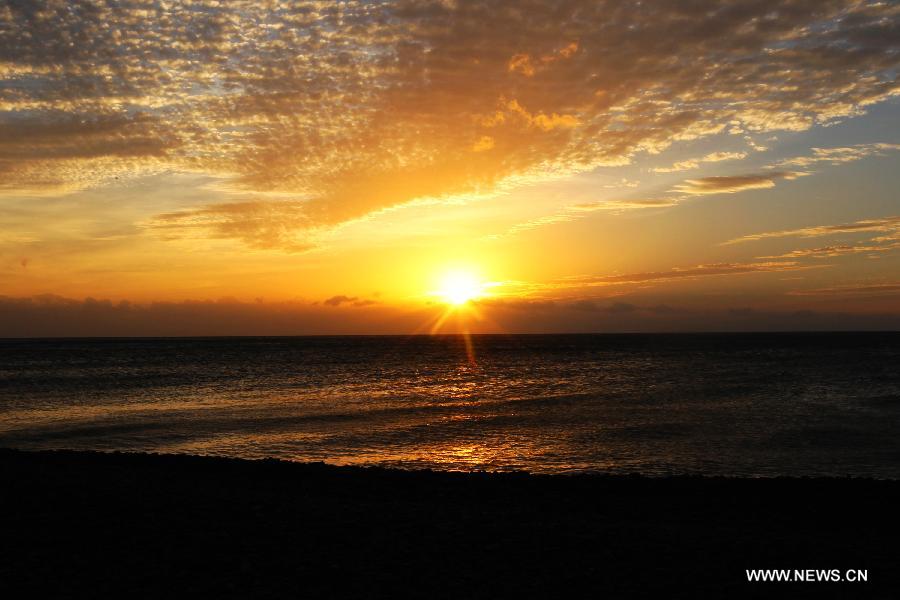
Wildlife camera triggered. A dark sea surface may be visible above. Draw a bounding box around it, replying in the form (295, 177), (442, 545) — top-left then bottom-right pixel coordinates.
(1, 333), (898, 477)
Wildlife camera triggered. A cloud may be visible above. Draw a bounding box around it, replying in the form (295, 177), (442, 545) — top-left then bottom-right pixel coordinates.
(492, 99), (580, 132)
(474, 298), (557, 311)
(726, 214), (900, 262)
(1, 293), (898, 336)
(652, 151), (748, 173)
(0, 113), (176, 195)
(150, 201), (314, 251)
(674, 171), (801, 195)
(760, 242), (900, 259)
(0, 295), (399, 336)
(667, 143), (900, 199)
(490, 211), (582, 238)
(571, 300), (638, 313)
(789, 283), (900, 296)
(494, 196), (678, 238)
(572, 198), (680, 211)
(471, 136), (495, 152)
(553, 261), (813, 288)
(323, 295), (355, 307)
(508, 41), (579, 77)
(771, 143), (900, 169)
(2, 1), (899, 248)
(726, 216), (900, 244)
(323, 295), (378, 307)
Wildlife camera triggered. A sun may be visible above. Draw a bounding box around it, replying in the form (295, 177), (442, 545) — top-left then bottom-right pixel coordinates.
(435, 270), (486, 306)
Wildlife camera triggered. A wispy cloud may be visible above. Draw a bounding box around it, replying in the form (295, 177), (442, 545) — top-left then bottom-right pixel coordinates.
(674, 171), (802, 195)
(726, 214), (900, 264)
(726, 216), (900, 245)
(552, 261), (813, 288)
(571, 198), (680, 211)
(789, 283), (900, 296)
(150, 201), (314, 252)
(322, 295), (378, 308)
(652, 151), (748, 173)
(491, 197), (678, 239)
(667, 143), (900, 199)
(770, 143), (900, 170)
(760, 243), (900, 259)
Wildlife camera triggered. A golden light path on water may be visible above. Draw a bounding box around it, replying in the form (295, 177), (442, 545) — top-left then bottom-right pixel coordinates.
(3, 335), (899, 477)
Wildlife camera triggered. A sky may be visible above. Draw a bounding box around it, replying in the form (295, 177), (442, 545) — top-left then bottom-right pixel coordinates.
(1, 0), (899, 335)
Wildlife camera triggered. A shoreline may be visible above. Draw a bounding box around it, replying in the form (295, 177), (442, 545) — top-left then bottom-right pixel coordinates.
(3, 330), (899, 340)
(2, 448), (898, 598)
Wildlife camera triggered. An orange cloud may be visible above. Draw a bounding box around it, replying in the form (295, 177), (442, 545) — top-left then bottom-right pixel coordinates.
(652, 151), (748, 173)
(507, 41), (579, 76)
(2, 1), (898, 250)
(150, 201), (314, 252)
(471, 136), (495, 152)
(552, 261), (813, 288)
(507, 53), (536, 77)
(761, 244), (898, 259)
(726, 216), (900, 245)
(3, 293), (898, 335)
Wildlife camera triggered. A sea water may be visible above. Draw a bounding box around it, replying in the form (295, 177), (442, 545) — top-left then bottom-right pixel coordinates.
(1, 333), (898, 477)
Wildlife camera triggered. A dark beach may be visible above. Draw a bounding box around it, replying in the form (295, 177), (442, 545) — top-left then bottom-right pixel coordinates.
(1, 449), (897, 599)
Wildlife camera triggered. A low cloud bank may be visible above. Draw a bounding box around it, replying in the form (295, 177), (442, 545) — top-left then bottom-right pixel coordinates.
(1, 295), (898, 337)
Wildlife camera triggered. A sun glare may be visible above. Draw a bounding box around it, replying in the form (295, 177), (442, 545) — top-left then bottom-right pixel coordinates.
(436, 270), (485, 306)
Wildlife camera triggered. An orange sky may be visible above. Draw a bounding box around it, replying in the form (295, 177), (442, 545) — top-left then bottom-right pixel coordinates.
(1, 1), (899, 334)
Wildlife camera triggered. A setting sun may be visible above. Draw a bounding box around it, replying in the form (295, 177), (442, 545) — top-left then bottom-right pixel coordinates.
(435, 271), (486, 306)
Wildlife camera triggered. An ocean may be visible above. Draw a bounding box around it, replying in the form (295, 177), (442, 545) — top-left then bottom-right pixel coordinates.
(1, 333), (898, 477)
